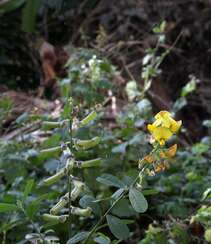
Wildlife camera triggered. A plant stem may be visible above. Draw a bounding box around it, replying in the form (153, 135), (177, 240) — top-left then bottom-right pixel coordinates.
(68, 117), (73, 239)
(83, 191), (125, 244)
(83, 168), (145, 243)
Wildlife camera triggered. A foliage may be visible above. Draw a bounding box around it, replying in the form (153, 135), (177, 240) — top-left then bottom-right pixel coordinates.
(0, 17), (210, 244)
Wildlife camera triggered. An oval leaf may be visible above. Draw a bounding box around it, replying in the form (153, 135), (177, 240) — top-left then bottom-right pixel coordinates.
(67, 231), (89, 244)
(97, 174), (125, 188)
(129, 188), (148, 213)
(106, 214), (130, 240)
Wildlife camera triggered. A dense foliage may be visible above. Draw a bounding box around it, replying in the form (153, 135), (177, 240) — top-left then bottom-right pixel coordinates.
(0, 1), (211, 244)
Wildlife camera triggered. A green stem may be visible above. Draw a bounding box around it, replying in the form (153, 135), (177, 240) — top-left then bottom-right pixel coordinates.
(83, 168), (146, 244)
(68, 117), (73, 239)
(83, 191), (125, 244)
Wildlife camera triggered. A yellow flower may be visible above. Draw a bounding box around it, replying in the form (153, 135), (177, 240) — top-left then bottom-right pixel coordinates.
(147, 125), (173, 146)
(154, 111), (182, 133)
(147, 111), (182, 145)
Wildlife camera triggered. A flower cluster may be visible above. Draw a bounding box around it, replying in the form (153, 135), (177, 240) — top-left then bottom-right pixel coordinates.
(147, 111), (182, 146)
(139, 111), (181, 175)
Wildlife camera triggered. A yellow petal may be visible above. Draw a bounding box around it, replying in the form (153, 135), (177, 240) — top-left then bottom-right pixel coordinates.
(159, 139), (166, 146)
(152, 127), (173, 142)
(155, 111), (171, 120)
(147, 124), (155, 133)
(153, 119), (162, 127)
(170, 119), (182, 133)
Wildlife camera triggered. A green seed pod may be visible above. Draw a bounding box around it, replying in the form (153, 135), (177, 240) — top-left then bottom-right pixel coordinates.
(65, 159), (74, 173)
(42, 120), (69, 130)
(50, 193), (69, 215)
(71, 181), (85, 201)
(80, 158), (102, 168)
(74, 137), (101, 150)
(40, 146), (61, 156)
(71, 207), (92, 217)
(50, 181), (85, 214)
(42, 121), (61, 130)
(79, 111), (97, 127)
(43, 168), (65, 186)
(43, 214), (68, 223)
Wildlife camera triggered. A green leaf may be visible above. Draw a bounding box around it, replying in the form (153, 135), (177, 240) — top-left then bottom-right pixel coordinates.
(202, 188), (211, 201)
(94, 233), (111, 244)
(15, 112), (29, 124)
(112, 199), (136, 217)
(0, 0), (26, 16)
(125, 80), (141, 101)
(26, 193), (50, 219)
(97, 174), (125, 188)
(79, 195), (101, 216)
(0, 203), (18, 213)
(24, 179), (34, 198)
(111, 188), (125, 200)
(142, 189), (159, 196)
(129, 187), (148, 213)
(67, 231), (89, 244)
(112, 142), (128, 154)
(173, 97), (187, 112)
(181, 79), (196, 97)
(106, 215), (130, 240)
(22, 0), (42, 32)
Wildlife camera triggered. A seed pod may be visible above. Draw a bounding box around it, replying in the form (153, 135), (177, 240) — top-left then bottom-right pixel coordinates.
(78, 158), (102, 168)
(50, 193), (69, 215)
(40, 146), (61, 156)
(43, 214), (68, 223)
(71, 181), (85, 201)
(65, 159), (75, 173)
(50, 181), (85, 214)
(74, 137), (100, 150)
(42, 121), (61, 130)
(79, 111), (97, 127)
(43, 168), (66, 186)
(42, 120), (69, 130)
(71, 207), (92, 217)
